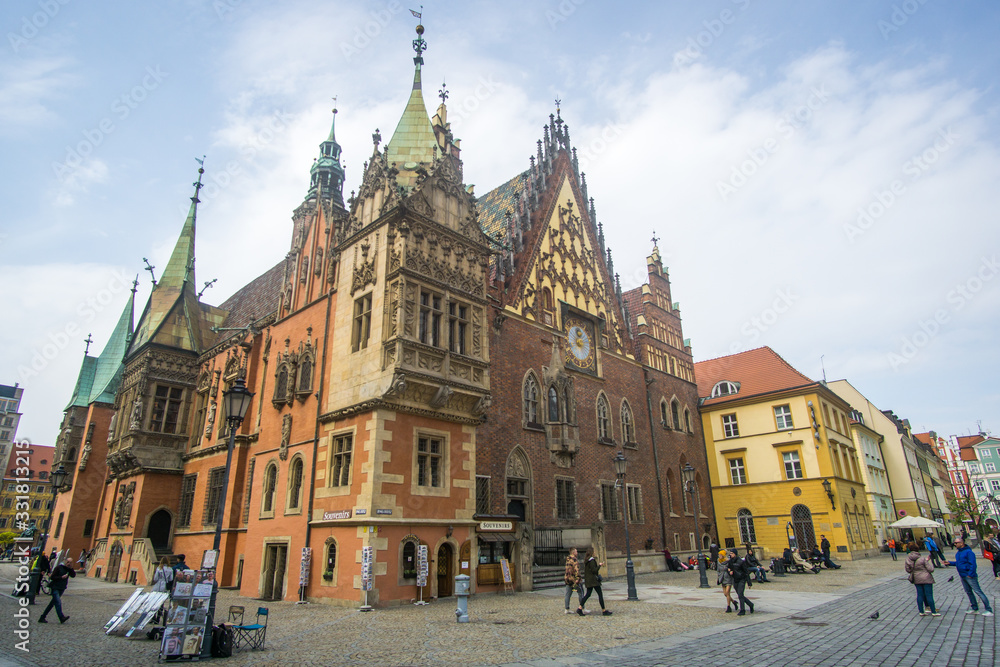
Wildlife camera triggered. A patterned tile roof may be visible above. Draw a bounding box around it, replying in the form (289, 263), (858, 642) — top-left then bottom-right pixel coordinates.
(695, 346), (816, 406)
(477, 171), (528, 241)
(212, 260), (285, 346)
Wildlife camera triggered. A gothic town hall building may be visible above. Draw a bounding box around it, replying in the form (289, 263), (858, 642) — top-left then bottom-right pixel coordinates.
(48, 27), (712, 606)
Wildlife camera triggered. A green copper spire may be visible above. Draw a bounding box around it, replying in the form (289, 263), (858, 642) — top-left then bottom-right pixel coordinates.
(159, 164), (203, 291)
(307, 103), (345, 206)
(386, 23), (438, 189)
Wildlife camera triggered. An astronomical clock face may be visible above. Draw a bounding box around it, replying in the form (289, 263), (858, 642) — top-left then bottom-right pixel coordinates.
(564, 317), (596, 372)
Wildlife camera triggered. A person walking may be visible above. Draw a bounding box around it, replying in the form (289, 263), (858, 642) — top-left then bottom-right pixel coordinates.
(563, 548), (585, 614)
(923, 534), (944, 568)
(717, 550), (735, 612)
(38, 559), (75, 623)
(152, 556), (174, 592)
(887, 538), (897, 561)
(946, 537), (993, 616)
(904, 543), (939, 617)
(727, 551), (754, 616)
(577, 547), (611, 616)
(820, 535), (842, 569)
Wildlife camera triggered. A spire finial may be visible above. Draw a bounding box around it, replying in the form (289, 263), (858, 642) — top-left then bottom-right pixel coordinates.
(439, 81), (448, 105)
(192, 155), (205, 204)
(651, 231), (659, 248)
(332, 95), (338, 114)
(143, 258), (157, 286)
(131, 275), (139, 295)
(411, 7), (427, 66)
(83, 333), (93, 355)
(555, 98), (562, 118)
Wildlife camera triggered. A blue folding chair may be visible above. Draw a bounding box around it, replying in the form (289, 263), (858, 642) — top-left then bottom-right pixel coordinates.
(233, 607), (268, 650)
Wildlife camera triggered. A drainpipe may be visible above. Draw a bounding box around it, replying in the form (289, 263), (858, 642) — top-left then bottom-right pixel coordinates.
(302, 286), (334, 602)
(642, 369), (667, 549)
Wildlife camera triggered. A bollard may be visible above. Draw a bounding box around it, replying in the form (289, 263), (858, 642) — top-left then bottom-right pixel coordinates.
(454, 574), (470, 623)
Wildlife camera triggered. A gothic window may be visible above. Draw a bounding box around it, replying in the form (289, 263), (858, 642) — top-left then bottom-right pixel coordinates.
(671, 399), (681, 430)
(286, 456), (303, 511)
(417, 436), (443, 488)
(547, 386), (560, 423)
(329, 434), (352, 488)
(620, 400), (635, 445)
(274, 366), (289, 405)
(325, 540), (338, 580)
(261, 463), (278, 514)
(297, 356), (313, 395)
(178, 474), (196, 527)
(523, 373), (540, 427)
(541, 287), (555, 326)
(353, 293), (373, 351)
(659, 400), (668, 427)
(419, 290), (442, 347)
(203, 467), (226, 526)
(737, 508), (756, 544)
(401, 539), (418, 579)
(665, 469), (675, 514)
(448, 301), (469, 355)
(684, 408), (692, 433)
(242, 458), (255, 524)
(150, 385), (184, 434)
(596, 394), (611, 442)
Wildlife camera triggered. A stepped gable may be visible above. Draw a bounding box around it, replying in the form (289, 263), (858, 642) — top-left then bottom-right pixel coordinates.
(695, 346), (816, 406)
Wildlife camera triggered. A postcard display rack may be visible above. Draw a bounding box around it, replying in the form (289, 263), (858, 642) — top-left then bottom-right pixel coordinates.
(157, 550), (218, 661)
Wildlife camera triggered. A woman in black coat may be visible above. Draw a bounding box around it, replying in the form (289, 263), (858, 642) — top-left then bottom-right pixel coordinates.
(577, 547), (612, 616)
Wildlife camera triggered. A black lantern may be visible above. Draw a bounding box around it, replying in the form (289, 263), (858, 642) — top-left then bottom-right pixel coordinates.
(681, 463), (710, 588)
(223, 377), (254, 424)
(613, 451), (638, 601)
(822, 478), (835, 509)
(51, 464), (68, 491)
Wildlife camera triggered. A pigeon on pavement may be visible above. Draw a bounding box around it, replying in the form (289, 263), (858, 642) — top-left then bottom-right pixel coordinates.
(948, 576), (955, 582)
(869, 611), (880, 620)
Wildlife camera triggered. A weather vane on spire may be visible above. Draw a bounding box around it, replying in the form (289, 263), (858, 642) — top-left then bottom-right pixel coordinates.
(332, 95), (338, 113)
(83, 333), (93, 355)
(439, 81), (448, 104)
(651, 231), (660, 247)
(411, 6), (426, 65)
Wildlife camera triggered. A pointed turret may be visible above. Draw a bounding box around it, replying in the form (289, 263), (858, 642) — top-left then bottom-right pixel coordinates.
(88, 284), (136, 404)
(386, 23), (439, 189)
(129, 165), (225, 356)
(65, 354), (98, 410)
(307, 104), (346, 207)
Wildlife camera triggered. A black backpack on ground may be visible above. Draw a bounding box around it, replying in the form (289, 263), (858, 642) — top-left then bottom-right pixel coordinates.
(211, 624), (234, 658)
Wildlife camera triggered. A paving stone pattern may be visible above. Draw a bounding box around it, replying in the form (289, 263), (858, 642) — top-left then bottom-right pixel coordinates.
(503, 577), (997, 667)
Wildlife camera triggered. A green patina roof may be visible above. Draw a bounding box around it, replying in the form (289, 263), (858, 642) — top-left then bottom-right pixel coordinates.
(65, 356), (97, 410)
(88, 291), (134, 404)
(386, 65), (439, 188)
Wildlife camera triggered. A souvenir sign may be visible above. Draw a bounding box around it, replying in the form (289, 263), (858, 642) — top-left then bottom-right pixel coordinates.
(201, 549), (218, 570)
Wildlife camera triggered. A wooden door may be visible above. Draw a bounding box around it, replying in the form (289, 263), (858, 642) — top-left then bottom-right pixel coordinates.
(437, 544), (453, 597)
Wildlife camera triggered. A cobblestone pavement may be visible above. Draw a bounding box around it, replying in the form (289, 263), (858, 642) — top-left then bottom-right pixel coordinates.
(0, 554), (994, 666)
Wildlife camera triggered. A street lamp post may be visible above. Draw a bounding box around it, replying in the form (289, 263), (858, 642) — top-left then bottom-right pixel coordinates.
(37, 464), (68, 555)
(612, 451), (638, 601)
(682, 463), (710, 589)
(212, 376), (254, 553)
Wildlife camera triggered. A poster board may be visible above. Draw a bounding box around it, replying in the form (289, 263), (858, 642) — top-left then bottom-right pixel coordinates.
(158, 569), (212, 660)
(500, 558), (512, 584)
(299, 547), (311, 587)
(416, 545), (428, 588)
(361, 546), (373, 591)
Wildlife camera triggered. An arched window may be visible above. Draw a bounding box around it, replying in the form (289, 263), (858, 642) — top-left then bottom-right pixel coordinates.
(710, 381), (739, 398)
(402, 539), (418, 579)
(547, 386), (560, 423)
(297, 356), (313, 394)
(325, 540), (337, 579)
(791, 504), (816, 552)
(67, 447), (77, 461)
(262, 463), (278, 513)
(620, 401), (634, 444)
(737, 508), (756, 545)
(659, 400), (668, 426)
(596, 395), (611, 441)
(523, 373), (539, 425)
(287, 457), (303, 510)
(684, 408), (692, 433)
(274, 366), (289, 404)
(665, 470), (675, 514)
(671, 399), (681, 430)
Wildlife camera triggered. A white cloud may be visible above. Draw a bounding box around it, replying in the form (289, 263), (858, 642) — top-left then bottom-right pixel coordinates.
(0, 55), (78, 133)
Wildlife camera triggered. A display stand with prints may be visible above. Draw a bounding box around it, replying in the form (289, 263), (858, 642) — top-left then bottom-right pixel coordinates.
(414, 545), (429, 605)
(157, 567), (215, 662)
(360, 546), (373, 611)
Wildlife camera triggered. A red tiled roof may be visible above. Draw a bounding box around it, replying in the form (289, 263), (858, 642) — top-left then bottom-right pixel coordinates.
(209, 261), (286, 347)
(4, 444), (55, 481)
(694, 346), (816, 406)
(955, 435), (985, 450)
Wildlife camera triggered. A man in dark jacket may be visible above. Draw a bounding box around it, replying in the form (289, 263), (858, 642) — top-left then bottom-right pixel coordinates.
(946, 537), (993, 615)
(727, 553), (754, 616)
(744, 548), (769, 582)
(39, 561), (75, 623)
(709, 544), (720, 571)
(819, 535), (841, 569)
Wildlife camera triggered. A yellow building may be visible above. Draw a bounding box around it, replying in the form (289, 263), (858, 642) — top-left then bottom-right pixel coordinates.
(0, 443), (56, 540)
(695, 348), (878, 560)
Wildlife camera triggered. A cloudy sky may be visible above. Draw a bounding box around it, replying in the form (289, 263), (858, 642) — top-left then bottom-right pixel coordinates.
(2, 0), (998, 444)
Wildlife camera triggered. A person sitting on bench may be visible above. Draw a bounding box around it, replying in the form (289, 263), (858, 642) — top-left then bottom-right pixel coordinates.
(791, 547), (820, 573)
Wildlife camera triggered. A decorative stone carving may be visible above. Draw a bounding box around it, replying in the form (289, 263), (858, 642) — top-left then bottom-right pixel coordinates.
(429, 385), (454, 409)
(351, 239), (377, 295)
(129, 399), (143, 431)
(204, 401), (216, 436)
(382, 372), (407, 399)
(280, 414), (292, 460)
(473, 394), (492, 416)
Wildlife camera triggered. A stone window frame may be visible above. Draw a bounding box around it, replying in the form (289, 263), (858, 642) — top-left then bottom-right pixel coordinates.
(259, 459), (279, 518)
(397, 534), (422, 586)
(410, 427), (451, 499)
(600, 480), (620, 522)
(284, 454), (305, 515)
(774, 404), (794, 431)
(320, 537), (339, 586)
(596, 392), (613, 444)
(626, 483), (644, 524)
(555, 476), (577, 520)
(522, 371), (542, 430)
(619, 399), (636, 447)
(722, 413), (739, 438)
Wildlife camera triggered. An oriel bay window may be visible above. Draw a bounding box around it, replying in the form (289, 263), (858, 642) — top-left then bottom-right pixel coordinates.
(419, 290), (442, 347)
(352, 293), (373, 351)
(151, 385), (184, 434)
(448, 301), (468, 355)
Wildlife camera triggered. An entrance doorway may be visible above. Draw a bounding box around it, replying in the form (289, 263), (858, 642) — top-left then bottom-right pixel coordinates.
(106, 541), (123, 583)
(437, 543), (453, 597)
(147, 509), (172, 551)
(261, 544), (288, 601)
(792, 504), (817, 553)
